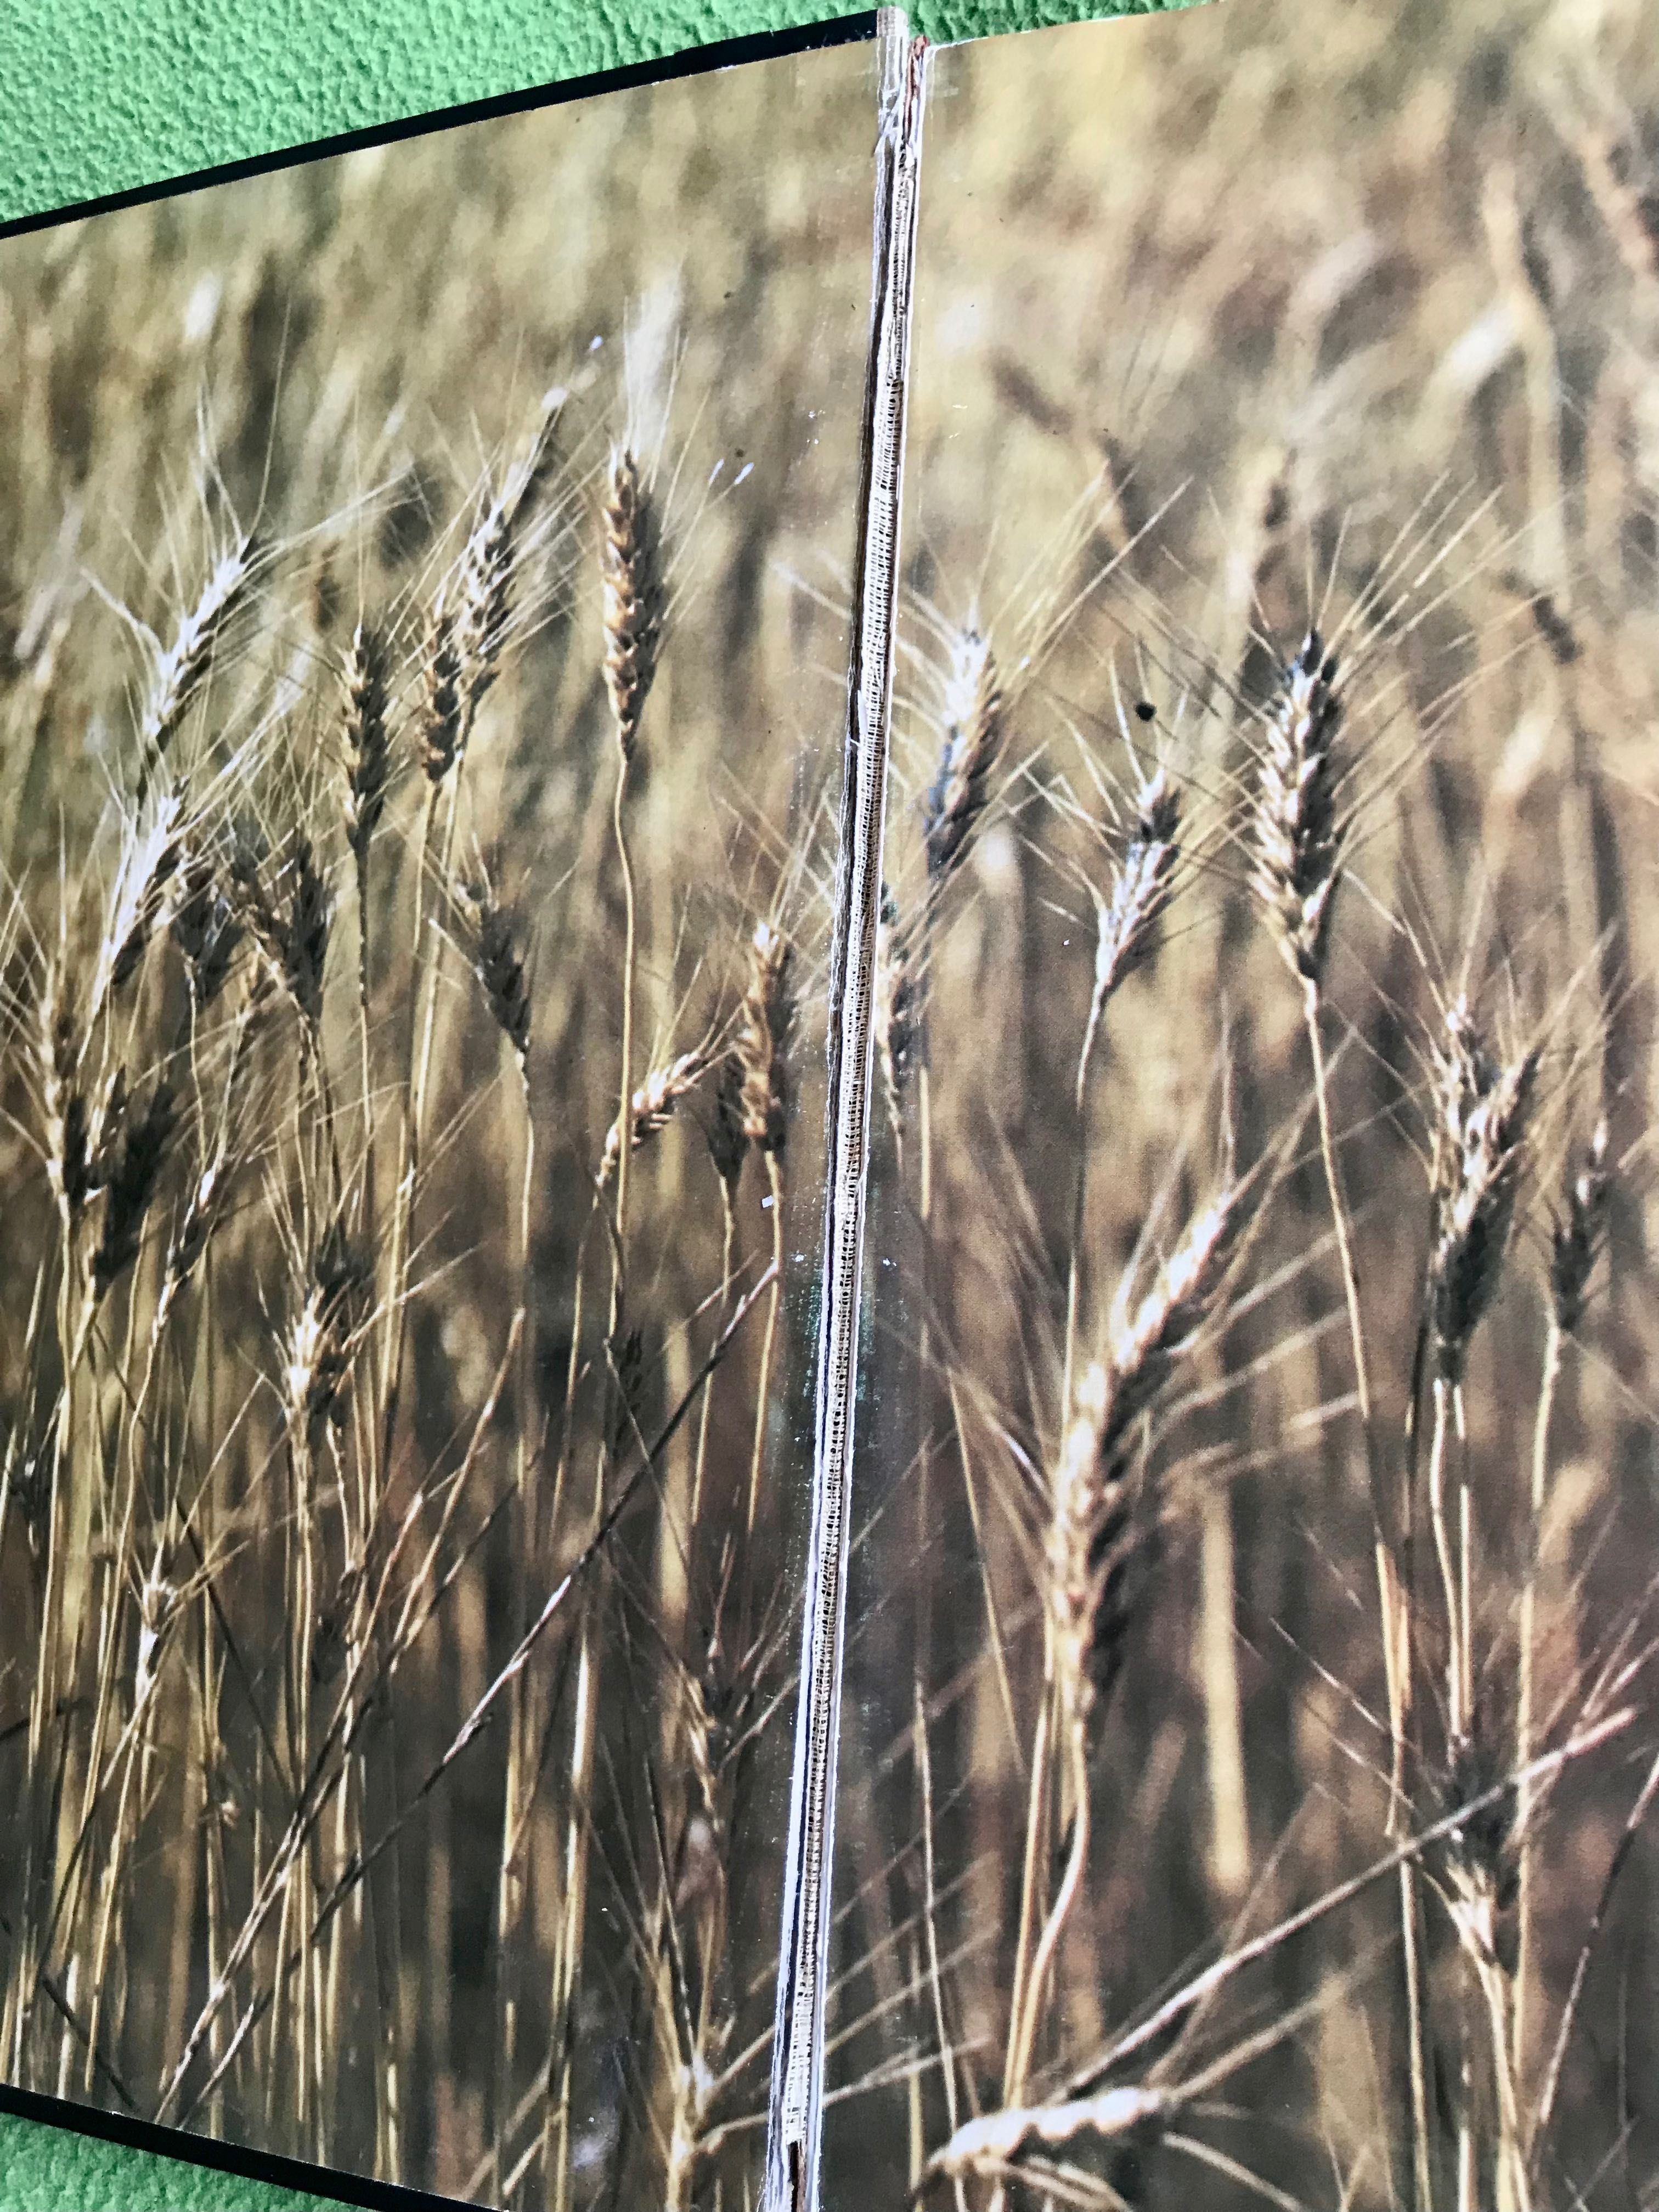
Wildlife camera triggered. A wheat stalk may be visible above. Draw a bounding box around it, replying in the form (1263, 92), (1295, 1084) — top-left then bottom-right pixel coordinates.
(546, 438), (667, 2212)
(1514, 1118), (1611, 2105)
(735, 922), (794, 1542)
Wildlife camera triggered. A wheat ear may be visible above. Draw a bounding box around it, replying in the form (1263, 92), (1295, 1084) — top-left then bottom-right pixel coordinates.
(1062, 762), (1183, 1418)
(135, 533), (261, 802)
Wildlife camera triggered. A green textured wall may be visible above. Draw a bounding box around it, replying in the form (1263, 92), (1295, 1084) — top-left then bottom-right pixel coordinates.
(0, 2113), (346, 2212)
(0, 0), (1170, 2201)
(0, 0), (1176, 230)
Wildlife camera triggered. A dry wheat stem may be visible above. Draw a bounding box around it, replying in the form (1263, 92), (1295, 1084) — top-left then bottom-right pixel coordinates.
(1513, 1311), (1562, 2102)
(548, 462), (659, 2207)
(1399, 1857), (1433, 2212)
(746, 1152), (787, 1549)
(1480, 1946), (1531, 2212)
(1001, 1654), (1055, 2117)
(689, 1169), (738, 1541)
(1419, 998), (1546, 2199)
(1514, 1119), (1610, 2097)
(680, 1256), (740, 1803)
(1301, 970), (1432, 2202)
(1427, 1375), (1466, 1741)
(738, 923), (793, 1546)
(1002, 1717), (1090, 2108)
(492, 1045), (539, 2186)
(911, 1677), (963, 2211)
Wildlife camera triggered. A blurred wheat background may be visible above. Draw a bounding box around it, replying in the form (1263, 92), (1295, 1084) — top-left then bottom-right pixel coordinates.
(830, 0), (1659, 2208)
(0, 35), (881, 2207)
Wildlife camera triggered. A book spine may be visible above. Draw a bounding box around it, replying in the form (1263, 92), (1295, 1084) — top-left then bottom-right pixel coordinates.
(761, 12), (929, 2211)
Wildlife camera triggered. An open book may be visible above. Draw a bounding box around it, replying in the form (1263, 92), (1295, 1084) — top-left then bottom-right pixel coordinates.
(2, 1), (1658, 2205)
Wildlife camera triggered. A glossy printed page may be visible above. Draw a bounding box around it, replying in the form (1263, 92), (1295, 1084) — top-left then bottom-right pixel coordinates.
(836, 1), (1659, 2205)
(0, 31), (881, 2208)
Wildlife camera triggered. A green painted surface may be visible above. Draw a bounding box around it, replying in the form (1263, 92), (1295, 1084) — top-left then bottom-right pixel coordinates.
(0, 0), (1176, 2201)
(0, 0), (1177, 229)
(0, 2117), (348, 2211)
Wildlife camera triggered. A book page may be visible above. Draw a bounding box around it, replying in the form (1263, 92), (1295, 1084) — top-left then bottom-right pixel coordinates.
(833, 1), (1659, 2205)
(0, 27), (883, 2207)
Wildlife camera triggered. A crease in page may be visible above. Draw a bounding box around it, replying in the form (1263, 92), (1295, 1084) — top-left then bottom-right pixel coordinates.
(761, 13), (929, 2210)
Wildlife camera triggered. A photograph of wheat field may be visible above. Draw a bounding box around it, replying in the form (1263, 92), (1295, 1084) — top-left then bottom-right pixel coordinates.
(0, 29), (884, 2208)
(7, 0), (1659, 2203)
(827, 0), (1659, 2208)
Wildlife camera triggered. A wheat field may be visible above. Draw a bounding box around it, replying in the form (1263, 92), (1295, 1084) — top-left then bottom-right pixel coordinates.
(0, 33), (878, 2207)
(3, 0), (1659, 2207)
(829, 1), (1659, 2208)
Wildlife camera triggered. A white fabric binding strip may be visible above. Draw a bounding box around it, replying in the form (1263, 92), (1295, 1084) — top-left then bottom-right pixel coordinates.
(761, 14), (928, 2211)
